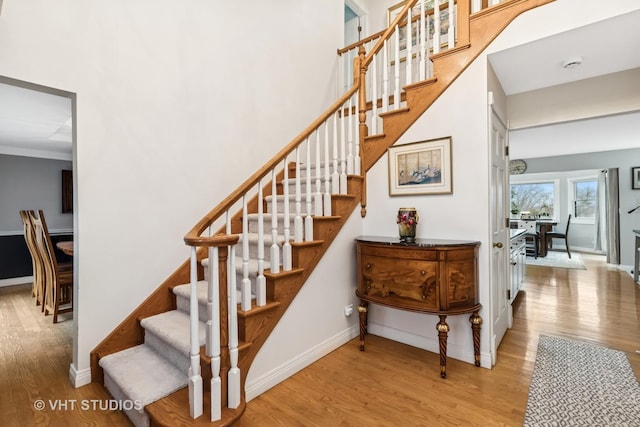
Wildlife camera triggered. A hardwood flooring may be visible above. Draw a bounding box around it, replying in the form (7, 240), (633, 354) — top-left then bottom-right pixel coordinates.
(1, 252), (639, 426)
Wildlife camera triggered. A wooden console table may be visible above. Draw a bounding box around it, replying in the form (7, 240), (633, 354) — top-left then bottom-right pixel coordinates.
(355, 236), (482, 378)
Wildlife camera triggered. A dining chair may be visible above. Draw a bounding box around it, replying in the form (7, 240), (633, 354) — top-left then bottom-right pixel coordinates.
(546, 214), (572, 258)
(518, 219), (539, 259)
(30, 210), (74, 323)
(19, 210), (46, 308)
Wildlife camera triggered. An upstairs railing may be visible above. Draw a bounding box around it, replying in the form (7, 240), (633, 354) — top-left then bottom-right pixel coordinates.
(181, 0), (504, 421)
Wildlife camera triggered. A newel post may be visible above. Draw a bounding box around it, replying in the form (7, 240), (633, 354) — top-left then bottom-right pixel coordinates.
(357, 45), (368, 218)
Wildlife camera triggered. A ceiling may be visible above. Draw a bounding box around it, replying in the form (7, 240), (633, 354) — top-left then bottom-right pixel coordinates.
(488, 8), (640, 95)
(1, 8), (639, 161)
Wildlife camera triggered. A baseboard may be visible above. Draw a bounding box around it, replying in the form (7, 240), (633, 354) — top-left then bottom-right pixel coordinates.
(367, 321), (492, 369)
(0, 276), (32, 288)
(69, 363), (92, 388)
(245, 325), (359, 402)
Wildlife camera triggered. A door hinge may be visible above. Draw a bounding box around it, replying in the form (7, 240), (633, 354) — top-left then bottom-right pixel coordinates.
(505, 146), (509, 157)
(506, 218), (510, 228)
(507, 290), (511, 300)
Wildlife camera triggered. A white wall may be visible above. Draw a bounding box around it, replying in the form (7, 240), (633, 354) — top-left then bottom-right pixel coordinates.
(0, 0), (345, 386)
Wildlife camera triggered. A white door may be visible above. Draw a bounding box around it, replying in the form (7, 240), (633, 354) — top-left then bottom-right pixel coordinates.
(489, 95), (510, 366)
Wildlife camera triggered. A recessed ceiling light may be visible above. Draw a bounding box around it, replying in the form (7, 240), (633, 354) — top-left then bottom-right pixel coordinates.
(562, 57), (583, 69)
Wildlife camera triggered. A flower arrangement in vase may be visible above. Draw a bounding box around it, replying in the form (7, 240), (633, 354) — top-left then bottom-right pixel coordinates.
(397, 208), (419, 242)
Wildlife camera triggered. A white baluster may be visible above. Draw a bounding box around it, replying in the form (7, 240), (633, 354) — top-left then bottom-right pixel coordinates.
(188, 246), (203, 419)
(323, 121), (332, 216)
(331, 113), (340, 195)
(339, 104), (348, 195)
(394, 25), (400, 110)
(406, 7), (413, 88)
(419, 0), (426, 81)
(448, 0), (455, 49)
(346, 98), (354, 175)
(226, 213), (240, 410)
(282, 158), (292, 271)
(314, 129), (323, 216)
(240, 196), (251, 311)
(256, 180), (266, 306)
(426, 9), (434, 78)
(382, 39), (389, 114)
(207, 246), (221, 421)
(294, 147), (303, 241)
(270, 169), (280, 274)
(371, 52), (378, 136)
(471, 0), (481, 13)
(354, 104), (361, 176)
(434, 0), (441, 54)
(305, 138), (313, 241)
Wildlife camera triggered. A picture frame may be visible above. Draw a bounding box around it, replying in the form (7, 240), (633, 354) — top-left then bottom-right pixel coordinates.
(632, 167), (640, 190)
(386, 0), (451, 53)
(388, 137), (452, 196)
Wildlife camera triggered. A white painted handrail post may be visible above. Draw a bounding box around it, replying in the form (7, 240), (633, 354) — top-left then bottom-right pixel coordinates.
(419, 0), (426, 81)
(406, 7), (413, 88)
(240, 196), (251, 311)
(256, 180), (266, 306)
(188, 246), (203, 419)
(282, 158), (292, 271)
(434, 0), (441, 54)
(207, 246), (222, 421)
(448, 0), (455, 49)
(304, 138), (313, 241)
(382, 39), (389, 114)
(346, 97), (354, 175)
(226, 213), (241, 410)
(294, 147), (303, 242)
(339, 105), (348, 194)
(371, 54), (378, 136)
(331, 113), (340, 195)
(314, 129), (323, 216)
(270, 169), (280, 274)
(323, 121), (332, 216)
(354, 101), (361, 176)
(393, 25), (400, 110)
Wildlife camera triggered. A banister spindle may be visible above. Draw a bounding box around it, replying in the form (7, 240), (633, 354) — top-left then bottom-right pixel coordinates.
(270, 168), (280, 274)
(331, 113), (340, 195)
(294, 147), (303, 241)
(406, 7), (413, 88)
(323, 121), (332, 216)
(188, 246), (203, 419)
(371, 52), (378, 135)
(256, 179), (266, 306)
(304, 138), (313, 241)
(207, 245), (221, 421)
(448, 0), (455, 49)
(282, 158), (292, 271)
(419, 0), (426, 81)
(434, 0), (441, 54)
(339, 106), (347, 194)
(382, 39), (389, 114)
(226, 213), (240, 410)
(240, 195), (251, 311)
(346, 97), (354, 175)
(393, 25), (400, 110)
(314, 129), (323, 216)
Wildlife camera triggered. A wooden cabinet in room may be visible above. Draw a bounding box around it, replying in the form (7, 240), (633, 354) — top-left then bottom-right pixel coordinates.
(354, 236), (482, 378)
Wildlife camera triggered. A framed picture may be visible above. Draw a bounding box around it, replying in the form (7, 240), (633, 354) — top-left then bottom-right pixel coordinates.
(388, 137), (452, 196)
(386, 0), (451, 53)
(632, 167), (640, 189)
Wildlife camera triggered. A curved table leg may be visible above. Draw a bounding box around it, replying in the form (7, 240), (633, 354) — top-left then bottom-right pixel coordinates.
(436, 315), (450, 378)
(469, 310), (482, 367)
(358, 301), (368, 351)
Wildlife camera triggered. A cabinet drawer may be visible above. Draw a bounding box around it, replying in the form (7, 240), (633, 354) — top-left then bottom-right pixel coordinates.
(360, 255), (439, 308)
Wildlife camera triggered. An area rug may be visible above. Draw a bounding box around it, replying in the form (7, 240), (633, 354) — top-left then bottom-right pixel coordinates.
(526, 251), (586, 270)
(523, 335), (640, 426)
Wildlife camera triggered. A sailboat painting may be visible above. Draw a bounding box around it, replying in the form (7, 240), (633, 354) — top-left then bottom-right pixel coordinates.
(388, 137), (452, 196)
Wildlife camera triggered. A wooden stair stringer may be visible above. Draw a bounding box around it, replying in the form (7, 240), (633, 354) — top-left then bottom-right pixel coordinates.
(362, 0), (555, 173)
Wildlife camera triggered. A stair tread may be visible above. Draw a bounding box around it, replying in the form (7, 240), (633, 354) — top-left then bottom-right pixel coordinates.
(140, 310), (206, 355)
(98, 344), (187, 406)
(174, 281), (254, 306)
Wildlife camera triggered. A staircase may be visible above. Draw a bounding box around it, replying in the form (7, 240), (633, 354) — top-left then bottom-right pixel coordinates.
(90, 1), (554, 425)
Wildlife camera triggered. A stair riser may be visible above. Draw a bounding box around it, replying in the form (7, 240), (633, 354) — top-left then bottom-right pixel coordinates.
(103, 373), (149, 427)
(264, 196), (320, 216)
(144, 331), (191, 374)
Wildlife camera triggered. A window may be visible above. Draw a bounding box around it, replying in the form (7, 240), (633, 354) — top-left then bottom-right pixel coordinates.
(572, 178), (597, 219)
(510, 181), (555, 217)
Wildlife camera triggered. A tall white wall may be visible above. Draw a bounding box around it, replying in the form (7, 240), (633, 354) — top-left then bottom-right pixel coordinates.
(0, 0), (345, 385)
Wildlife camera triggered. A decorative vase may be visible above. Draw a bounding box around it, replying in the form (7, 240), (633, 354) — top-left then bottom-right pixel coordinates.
(397, 207), (418, 242)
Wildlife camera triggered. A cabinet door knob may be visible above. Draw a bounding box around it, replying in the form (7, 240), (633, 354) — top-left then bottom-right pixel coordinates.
(366, 263), (372, 270)
(421, 270), (426, 275)
(493, 242), (503, 248)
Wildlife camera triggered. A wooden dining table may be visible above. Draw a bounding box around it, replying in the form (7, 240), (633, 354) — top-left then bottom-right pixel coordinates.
(56, 241), (74, 256)
(511, 218), (558, 257)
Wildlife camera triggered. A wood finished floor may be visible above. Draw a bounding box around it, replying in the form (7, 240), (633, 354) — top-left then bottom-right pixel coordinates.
(1, 252), (639, 426)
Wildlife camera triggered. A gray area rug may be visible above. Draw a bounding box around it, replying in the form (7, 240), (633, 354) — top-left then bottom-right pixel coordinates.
(524, 335), (640, 426)
(526, 251), (586, 270)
